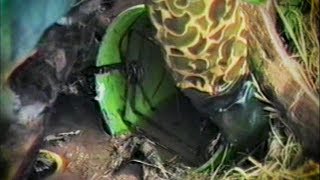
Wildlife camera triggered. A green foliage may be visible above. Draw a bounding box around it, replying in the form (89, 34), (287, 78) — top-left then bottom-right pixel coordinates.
(276, 0), (307, 62)
(276, 0), (319, 90)
(241, 0), (267, 5)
